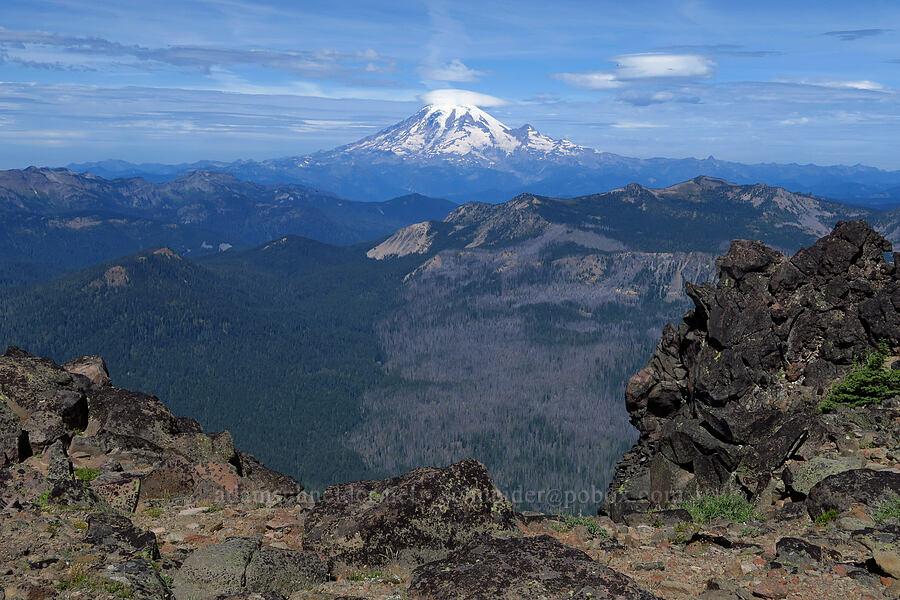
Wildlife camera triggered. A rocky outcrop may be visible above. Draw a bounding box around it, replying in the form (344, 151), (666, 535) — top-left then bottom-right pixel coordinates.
(0, 347), (303, 508)
(303, 458), (518, 570)
(604, 221), (900, 520)
(408, 535), (661, 600)
(0, 347), (310, 599)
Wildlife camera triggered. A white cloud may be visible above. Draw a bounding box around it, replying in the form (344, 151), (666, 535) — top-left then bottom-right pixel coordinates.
(613, 53), (715, 79)
(551, 53), (715, 92)
(419, 59), (486, 83)
(550, 71), (621, 90)
(778, 117), (810, 126)
(419, 88), (510, 107)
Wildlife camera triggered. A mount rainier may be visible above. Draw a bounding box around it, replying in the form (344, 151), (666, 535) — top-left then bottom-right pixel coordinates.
(329, 104), (589, 165)
(69, 104), (900, 206)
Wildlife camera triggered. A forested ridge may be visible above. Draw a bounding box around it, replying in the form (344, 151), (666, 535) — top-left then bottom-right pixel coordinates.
(3, 176), (889, 511)
(0, 238), (420, 490)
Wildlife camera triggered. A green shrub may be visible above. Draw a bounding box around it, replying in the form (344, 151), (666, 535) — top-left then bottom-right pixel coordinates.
(74, 468), (101, 482)
(348, 571), (385, 582)
(681, 493), (755, 523)
(875, 495), (900, 523)
(34, 489), (51, 508)
(815, 509), (838, 526)
(819, 340), (900, 412)
(562, 515), (608, 538)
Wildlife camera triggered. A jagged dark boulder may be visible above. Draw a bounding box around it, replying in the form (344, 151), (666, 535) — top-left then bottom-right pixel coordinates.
(603, 221), (900, 520)
(408, 534), (660, 600)
(303, 458), (517, 570)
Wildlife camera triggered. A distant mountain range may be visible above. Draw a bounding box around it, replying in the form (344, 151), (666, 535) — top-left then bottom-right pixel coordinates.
(369, 176), (883, 259)
(68, 104), (900, 206)
(0, 166), (455, 280)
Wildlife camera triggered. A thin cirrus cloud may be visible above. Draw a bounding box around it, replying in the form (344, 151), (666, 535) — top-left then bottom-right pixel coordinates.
(655, 44), (782, 58)
(773, 78), (886, 91)
(0, 26), (395, 80)
(823, 28), (892, 41)
(418, 59), (486, 83)
(551, 53), (715, 91)
(610, 121), (666, 129)
(616, 90), (701, 106)
(550, 71), (621, 90)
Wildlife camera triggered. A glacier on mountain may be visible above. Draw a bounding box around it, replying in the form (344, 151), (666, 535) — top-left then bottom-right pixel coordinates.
(331, 104), (590, 164)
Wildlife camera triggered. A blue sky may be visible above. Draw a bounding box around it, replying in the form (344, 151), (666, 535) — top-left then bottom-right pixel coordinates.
(1, 0), (899, 169)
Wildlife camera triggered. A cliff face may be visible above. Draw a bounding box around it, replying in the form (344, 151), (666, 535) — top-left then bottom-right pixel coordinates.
(604, 220), (900, 520)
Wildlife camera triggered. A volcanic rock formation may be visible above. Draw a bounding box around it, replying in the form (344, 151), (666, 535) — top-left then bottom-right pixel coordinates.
(604, 220), (900, 520)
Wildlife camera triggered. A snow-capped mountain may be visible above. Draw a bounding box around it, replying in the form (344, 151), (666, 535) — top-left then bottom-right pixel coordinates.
(326, 104), (592, 165)
(69, 104), (900, 205)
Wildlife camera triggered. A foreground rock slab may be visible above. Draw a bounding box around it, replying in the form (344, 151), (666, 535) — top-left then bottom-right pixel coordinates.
(303, 458), (517, 570)
(173, 536), (328, 600)
(806, 469), (900, 519)
(408, 534), (661, 600)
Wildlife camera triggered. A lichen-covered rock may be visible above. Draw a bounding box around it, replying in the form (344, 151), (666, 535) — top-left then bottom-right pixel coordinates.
(96, 558), (173, 600)
(0, 348), (304, 509)
(236, 450), (307, 506)
(173, 537), (327, 600)
(44, 438), (72, 481)
(782, 456), (866, 496)
(0, 347), (313, 599)
(0, 399), (26, 466)
(604, 221), (900, 520)
(85, 512), (159, 558)
(775, 537), (842, 567)
(63, 354), (111, 387)
(408, 534), (660, 600)
(174, 537), (258, 599)
(806, 469), (900, 519)
(0, 347), (90, 452)
(243, 545), (329, 595)
(48, 478), (104, 508)
(62, 355), (112, 387)
(87, 386), (183, 452)
(90, 472), (141, 512)
(304, 458), (517, 570)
